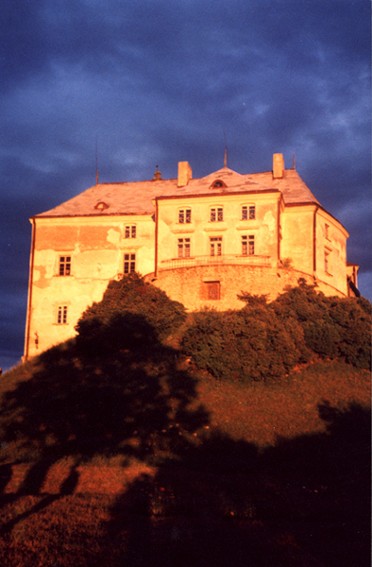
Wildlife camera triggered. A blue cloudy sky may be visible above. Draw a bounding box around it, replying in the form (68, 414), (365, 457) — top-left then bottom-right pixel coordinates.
(1, 0), (370, 370)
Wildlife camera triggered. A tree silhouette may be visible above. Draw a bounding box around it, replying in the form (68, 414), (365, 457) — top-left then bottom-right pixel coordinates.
(0, 312), (208, 496)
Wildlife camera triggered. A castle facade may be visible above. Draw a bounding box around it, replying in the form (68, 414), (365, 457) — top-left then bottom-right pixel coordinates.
(24, 153), (358, 358)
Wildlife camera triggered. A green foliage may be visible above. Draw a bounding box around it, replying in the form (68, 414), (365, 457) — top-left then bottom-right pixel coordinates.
(182, 282), (371, 381)
(76, 273), (186, 352)
(272, 282), (371, 369)
(182, 305), (302, 382)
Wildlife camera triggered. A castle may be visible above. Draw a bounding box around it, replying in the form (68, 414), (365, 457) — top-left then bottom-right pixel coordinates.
(24, 153), (359, 359)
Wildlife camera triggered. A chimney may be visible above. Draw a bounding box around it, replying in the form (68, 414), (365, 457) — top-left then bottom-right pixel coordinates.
(272, 153), (285, 179)
(177, 161), (192, 187)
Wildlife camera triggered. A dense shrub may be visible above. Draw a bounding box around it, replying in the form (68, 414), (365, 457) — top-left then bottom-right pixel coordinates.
(76, 273), (186, 352)
(328, 297), (371, 368)
(182, 304), (302, 381)
(272, 281), (371, 369)
(182, 282), (371, 381)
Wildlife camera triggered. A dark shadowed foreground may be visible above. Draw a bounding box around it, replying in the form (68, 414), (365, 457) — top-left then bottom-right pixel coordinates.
(0, 313), (370, 566)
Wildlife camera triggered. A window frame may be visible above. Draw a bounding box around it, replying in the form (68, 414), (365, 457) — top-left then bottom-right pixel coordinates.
(324, 223), (331, 241)
(58, 255), (71, 276)
(210, 236), (222, 256)
(56, 305), (68, 325)
(124, 225), (137, 239)
(210, 206), (224, 222)
(241, 204), (256, 221)
(177, 237), (191, 258)
(324, 248), (332, 274)
(124, 252), (136, 274)
(242, 234), (255, 256)
(178, 208), (192, 224)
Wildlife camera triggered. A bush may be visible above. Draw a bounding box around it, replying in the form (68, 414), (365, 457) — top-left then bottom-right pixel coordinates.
(182, 283), (371, 381)
(76, 273), (186, 353)
(181, 303), (302, 381)
(272, 281), (371, 369)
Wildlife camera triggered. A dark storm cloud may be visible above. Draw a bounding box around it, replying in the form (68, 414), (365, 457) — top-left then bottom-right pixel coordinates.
(1, 0), (370, 369)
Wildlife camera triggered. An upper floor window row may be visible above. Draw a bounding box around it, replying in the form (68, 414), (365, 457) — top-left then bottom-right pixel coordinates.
(177, 204), (256, 224)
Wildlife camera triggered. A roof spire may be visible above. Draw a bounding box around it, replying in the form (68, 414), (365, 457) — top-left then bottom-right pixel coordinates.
(223, 130), (228, 168)
(291, 153), (297, 170)
(153, 164), (162, 180)
(95, 137), (99, 185)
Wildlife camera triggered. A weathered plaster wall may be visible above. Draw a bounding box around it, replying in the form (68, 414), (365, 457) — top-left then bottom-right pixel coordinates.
(25, 215), (155, 357)
(24, 194), (351, 359)
(280, 206), (315, 274)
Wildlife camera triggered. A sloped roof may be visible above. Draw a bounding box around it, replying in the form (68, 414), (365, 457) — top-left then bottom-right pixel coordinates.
(35, 167), (320, 218)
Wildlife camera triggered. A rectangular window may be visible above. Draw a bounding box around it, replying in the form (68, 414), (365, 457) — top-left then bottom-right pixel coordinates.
(178, 238), (191, 258)
(241, 205), (256, 220)
(205, 281), (221, 300)
(210, 236), (222, 256)
(324, 249), (331, 274)
(124, 253), (136, 274)
(210, 207), (223, 222)
(178, 209), (192, 224)
(59, 255), (71, 276)
(57, 305), (68, 324)
(125, 225), (136, 238)
(325, 223), (330, 240)
(242, 235), (255, 255)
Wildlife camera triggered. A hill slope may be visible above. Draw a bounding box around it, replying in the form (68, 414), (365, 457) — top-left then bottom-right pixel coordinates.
(0, 339), (370, 566)
(0, 278), (370, 565)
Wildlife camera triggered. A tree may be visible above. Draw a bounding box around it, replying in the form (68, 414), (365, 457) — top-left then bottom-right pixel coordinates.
(76, 273), (186, 354)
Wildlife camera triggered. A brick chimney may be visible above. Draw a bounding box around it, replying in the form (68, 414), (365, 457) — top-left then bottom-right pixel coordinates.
(177, 161), (192, 187)
(272, 153), (285, 179)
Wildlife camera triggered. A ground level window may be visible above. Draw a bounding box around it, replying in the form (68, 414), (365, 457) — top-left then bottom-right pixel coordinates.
(241, 205), (256, 220)
(125, 225), (136, 238)
(124, 253), (136, 274)
(178, 237), (191, 258)
(57, 305), (68, 324)
(205, 281), (221, 300)
(242, 235), (255, 255)
(59, 255), (71, 276)
(210, 236), (222, 256)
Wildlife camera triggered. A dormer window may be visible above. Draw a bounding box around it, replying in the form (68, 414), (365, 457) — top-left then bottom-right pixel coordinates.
(210, 179), (226, 189)
(94, 201), (109, 211)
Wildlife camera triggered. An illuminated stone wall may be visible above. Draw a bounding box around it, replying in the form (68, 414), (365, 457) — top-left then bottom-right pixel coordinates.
(24, 181), (352, 358)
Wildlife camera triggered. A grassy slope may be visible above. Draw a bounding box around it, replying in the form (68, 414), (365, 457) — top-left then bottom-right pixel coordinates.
(0, 353), (370, 567)
(195, 360), (371, 445)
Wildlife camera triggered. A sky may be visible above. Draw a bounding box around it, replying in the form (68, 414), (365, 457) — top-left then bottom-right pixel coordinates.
(1, 0), (371, 371)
